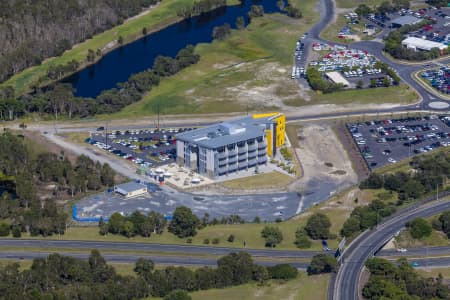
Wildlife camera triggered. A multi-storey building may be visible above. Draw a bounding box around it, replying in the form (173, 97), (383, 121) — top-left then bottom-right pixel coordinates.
(176, 113), (285, 178)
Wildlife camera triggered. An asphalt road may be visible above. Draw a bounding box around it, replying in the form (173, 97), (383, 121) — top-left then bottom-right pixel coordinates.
(0, 239), (321, 258)
(333, 197), (450, 300)
(0, 251), (309, 269)
(379, 245), (450, 258)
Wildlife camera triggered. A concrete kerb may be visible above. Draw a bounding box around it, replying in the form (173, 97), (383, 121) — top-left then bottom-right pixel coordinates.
(412, 69), (450, 101)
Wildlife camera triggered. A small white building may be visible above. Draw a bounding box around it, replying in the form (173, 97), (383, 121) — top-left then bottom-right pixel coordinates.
(401, 37), (447, 53)
(325, 71), (350, 87)
(114, 182), (147, 198)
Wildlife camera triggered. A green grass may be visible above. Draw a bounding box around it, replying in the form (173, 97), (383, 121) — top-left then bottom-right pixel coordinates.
(145, 272), (329, 300)
(101, 0), (320, 119)
(59, 132), (90, 144)
(17, 186), (389, 251)
(299, 85), (417, 106)
(417, 268), (450, 279)
(335, 0), (389, 9)
(1, 0), (234, 95)
(221, 171), (293, 190)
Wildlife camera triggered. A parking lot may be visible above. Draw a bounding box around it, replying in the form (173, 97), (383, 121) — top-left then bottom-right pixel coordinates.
(348, 115), (450, 170)
(421, 67), (450, 94)
(309, 43), (395, 88)
(88, 127), (195, 168)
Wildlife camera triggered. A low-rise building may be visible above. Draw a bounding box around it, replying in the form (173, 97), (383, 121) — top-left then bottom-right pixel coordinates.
(401, 37), (447, 53)
(114, 182), (148, 198)
(391, 15), (421, 28)
(325, 71), (350, 87)
(176, 113), (286, 178)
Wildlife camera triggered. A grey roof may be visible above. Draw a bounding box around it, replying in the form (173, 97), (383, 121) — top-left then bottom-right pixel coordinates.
(115, 181), (147, 193)
(391, 15), (421, 26)
(176, 116), (271, 149)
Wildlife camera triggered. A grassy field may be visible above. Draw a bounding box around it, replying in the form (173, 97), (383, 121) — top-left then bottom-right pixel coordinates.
(310, 85), (417, 105)
(101, 0), (320, 119)
(335, 0), (389, 9)
(12, 187), (389, 251)
(0, 0), (222, 95)
(221, 171), (293, 190)
(59, 132), (90, 144)
(145, 272), (329, 300)
(417, 268), (450, 278)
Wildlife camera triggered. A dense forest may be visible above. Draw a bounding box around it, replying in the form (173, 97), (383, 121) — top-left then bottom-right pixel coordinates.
(363, 257), (448, 299)
(0, 0), (160, 83)
(0, 132), (115, 237)
(0, 250), (298, 299)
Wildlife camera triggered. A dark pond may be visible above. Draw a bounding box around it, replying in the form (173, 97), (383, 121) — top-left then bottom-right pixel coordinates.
(64, 0), (284, 98)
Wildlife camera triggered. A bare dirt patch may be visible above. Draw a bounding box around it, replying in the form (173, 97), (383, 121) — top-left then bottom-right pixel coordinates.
(289, 124), (358, 192)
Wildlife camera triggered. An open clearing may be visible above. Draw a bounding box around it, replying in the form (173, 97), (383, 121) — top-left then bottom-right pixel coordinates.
(145, 273), (329, 300)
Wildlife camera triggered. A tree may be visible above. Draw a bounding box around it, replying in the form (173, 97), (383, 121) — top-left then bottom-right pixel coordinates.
(356, 80), (364, 89)
(286, 6), (302, 18)
(168, 206), (200, 238)
(267, 264), (298, 279)
(123, 220), (135, 238)
(118, 35), (124, 45)
(294, 227), (312, 248)
(252, 265), (269, 284)
(217, 252), (254, 285)
(0, 222), (10, 236)
(108, 212), (125, 234)
(261, 226), (283, 247)
(305, 213), (332, 240)
(235, 16), (245, 30)
(134, 258), (154, 281)
(87, 49), (95, 62)
(355, 4), (372, 16)
(408, 218), (432, 239)
(308, 254), (337, 275)
(248, 5), (264, 19)
(212, 23), (231, 40)
(163, 290), (191, 300)
(142, 27), (148, 35)
(341, 216), (361, 238)
(276, 0), (285, 11)
(392, 0), (410, 10)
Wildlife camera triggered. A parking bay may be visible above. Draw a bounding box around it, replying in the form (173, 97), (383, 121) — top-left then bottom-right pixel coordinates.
(348, 116), (450, 170)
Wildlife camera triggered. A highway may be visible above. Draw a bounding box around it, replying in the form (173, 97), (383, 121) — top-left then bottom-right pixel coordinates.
(0, 251), (309, 269)
(333, 197), (450, 300)
(0, 239), (320, 258)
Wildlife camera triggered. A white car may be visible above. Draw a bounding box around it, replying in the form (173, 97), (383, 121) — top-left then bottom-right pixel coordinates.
(396, 248), (407, 253)
(388, 157), (397, 163)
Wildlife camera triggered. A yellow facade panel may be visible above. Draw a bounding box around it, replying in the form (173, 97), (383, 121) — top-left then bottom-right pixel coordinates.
(265, 129), (273, 157)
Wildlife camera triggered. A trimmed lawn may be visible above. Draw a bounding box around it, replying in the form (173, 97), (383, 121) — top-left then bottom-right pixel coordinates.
(145, 272), (329, 300)
(221, 171), (293, 190)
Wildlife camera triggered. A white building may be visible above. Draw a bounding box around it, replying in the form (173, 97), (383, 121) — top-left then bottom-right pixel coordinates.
(325, 71), (350, 87)
(401, 37), (447, 53)
(114, 182), (147, 198)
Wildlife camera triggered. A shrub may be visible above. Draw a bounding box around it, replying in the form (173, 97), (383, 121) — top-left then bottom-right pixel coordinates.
(407, 218), (432, 239)
(203, 238), (210, 245)
(294, 227), (312, 248)
(261, 226), (283, 248)
(163, 290), (191, 300)
(0, 223), (10, 236)
(212, 238), (220, 244)
(308, 254), (337, 275)
(268, 264), (298, 279)
(12, 226), (21, 238)
(305, 213), (332, 240)
(227, 234), (235, 243)
(186, 238), (192, 244)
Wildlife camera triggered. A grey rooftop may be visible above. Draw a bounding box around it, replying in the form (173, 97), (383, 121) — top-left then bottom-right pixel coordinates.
(176, 116), (269, 149)
(115, 181), (147, 193)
